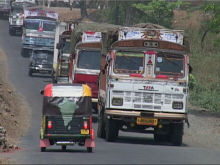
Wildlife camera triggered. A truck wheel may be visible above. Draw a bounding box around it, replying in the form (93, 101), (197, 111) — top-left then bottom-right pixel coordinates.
(105, 119), (119, 142)
(87, 147), (93, 153)
(62, 145), (66, 151)
(40, 147), (46, 152)
(97, 111), (106, 138)
(28, 69), (33, 76)
(170, 122), (184, 146)
(9, 29), (13, 36)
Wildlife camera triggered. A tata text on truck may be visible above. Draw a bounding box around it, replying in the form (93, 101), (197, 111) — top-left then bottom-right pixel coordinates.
(53, 21), (74, 83)
(97, 24), (190, 146)
(21, 8), (58, 57)
(9, 0), (35, 35)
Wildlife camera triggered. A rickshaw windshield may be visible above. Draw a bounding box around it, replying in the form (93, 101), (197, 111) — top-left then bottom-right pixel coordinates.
(42, 96), (92, 116)
(155, 53), (184, 77)
(114, 51), (144, 74)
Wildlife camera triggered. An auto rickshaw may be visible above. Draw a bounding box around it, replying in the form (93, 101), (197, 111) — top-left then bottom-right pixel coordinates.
(40, 83), (95, 152)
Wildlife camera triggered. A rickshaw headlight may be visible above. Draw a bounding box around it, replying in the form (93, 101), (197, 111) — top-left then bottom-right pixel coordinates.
(112, 97), (123, 106)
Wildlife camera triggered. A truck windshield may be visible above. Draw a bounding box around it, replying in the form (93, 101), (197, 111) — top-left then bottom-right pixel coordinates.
(25, 19), (39, 30)
(33, 50), (53, 64)
(11, 8), (23, 14)
(77, 50), (101, 70)
(43, 21), (56, 32)
(114, 51), (144, 74)
(155, 53), (184, 76)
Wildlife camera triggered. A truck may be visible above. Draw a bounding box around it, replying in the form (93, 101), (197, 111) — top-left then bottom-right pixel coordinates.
(8, 0), (36, 35)
(53, 21), (74, 83)
(97, 23), (190, 146)
(69, 22), (120, 112)
(0, 0), (10, 18)
(21, 7), (58, 57)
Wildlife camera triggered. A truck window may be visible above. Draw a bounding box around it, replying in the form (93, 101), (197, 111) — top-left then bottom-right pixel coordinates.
(77, 50), (101, 70)
(114, 51), (144, 74)
(155, 53), (184, 76)
(43, 21), (56, 32)
(25, 20), (40, 30)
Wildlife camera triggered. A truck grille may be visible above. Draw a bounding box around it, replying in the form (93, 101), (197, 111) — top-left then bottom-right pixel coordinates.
(112, 90), (184, 110)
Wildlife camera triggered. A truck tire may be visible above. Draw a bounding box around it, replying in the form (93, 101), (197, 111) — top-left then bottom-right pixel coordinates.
(97, 111), (106, 138)
(62, 145), (66, 151)
(9, 28), (13, 36)
(105, 119), (119, 142)
(154, 133), (167, 143)
(170, 122), (184, 146)
(40, 147), (46, 152)
(28, 69), (33, 76)
(87, 147), (93, 153)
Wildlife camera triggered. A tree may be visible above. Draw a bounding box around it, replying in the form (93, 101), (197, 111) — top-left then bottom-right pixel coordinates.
(201, 2), (220, 48)
(79, 0), (88, 18)
(132, 0), (184, 28)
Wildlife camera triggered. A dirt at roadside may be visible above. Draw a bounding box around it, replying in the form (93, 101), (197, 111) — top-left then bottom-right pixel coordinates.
(0, 50), (30, 161)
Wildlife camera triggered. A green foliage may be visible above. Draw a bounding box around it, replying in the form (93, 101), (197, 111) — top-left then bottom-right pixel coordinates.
(201, 2), (220, 47)
(132, 0), (185, 28)
(188, 29), (220, 112)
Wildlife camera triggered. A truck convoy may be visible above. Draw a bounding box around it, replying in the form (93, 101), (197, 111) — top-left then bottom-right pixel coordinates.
(21, 7), (58, 57)
(9, 0), (36, 35)
(97, 24), (190, 146)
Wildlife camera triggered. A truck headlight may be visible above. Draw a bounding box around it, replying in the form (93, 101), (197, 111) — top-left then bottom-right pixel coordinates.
(172, 101), (183, 110)
(112, 97), (123, 106)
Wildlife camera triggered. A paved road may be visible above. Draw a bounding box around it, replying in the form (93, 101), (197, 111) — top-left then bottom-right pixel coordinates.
(0, 19), (220, 164)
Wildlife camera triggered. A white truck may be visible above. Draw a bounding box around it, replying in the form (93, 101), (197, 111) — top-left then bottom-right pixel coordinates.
(97, 24), (190, 146)
(21, 8), (58, 57)
(0, 0), (10, 18)
(8, 0), (36, 35)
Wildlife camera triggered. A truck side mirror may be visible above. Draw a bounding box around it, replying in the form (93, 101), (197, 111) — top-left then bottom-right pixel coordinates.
(40, 90), (44, 95)
(56, 43), (61, 49)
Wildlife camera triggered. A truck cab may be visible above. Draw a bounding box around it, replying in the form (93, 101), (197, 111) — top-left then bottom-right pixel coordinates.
(9, 1), (35, 35)
(69, 31), (102, 112)
(98, 26), (190, 146)
(22, 8), (58, 57)
(53, 22), (74, 83)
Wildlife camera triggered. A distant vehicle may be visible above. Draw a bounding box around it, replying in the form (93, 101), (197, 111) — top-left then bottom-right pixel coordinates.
(69, 30), (102, 113)
(53, 21), (74, 83)
(22, 8), (58, 57)
(8, 1), (35, 35)
(40, 83), (95, 152)
(0, 0), (10, 18)
(28, 48), (53, 76)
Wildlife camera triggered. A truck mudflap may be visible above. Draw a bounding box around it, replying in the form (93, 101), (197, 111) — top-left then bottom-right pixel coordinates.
(105, 110), (187, 120)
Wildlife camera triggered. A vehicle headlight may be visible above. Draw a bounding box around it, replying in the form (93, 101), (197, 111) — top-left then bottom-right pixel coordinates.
(172, 101), (183, 110)
(112, 97), (123, 106)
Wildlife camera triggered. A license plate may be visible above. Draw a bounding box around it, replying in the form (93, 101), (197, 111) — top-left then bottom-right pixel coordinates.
(136, 117), (158, 126)
(80, 129), (89, 135)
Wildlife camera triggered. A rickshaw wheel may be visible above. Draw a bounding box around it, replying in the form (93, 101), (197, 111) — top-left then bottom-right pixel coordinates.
(40, 147), (46, 152)
(62, 145), (66, 151)
(87, 147), (93, 153)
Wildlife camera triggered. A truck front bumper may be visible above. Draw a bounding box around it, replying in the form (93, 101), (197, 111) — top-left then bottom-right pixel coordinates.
(105, 110), (187, 120)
